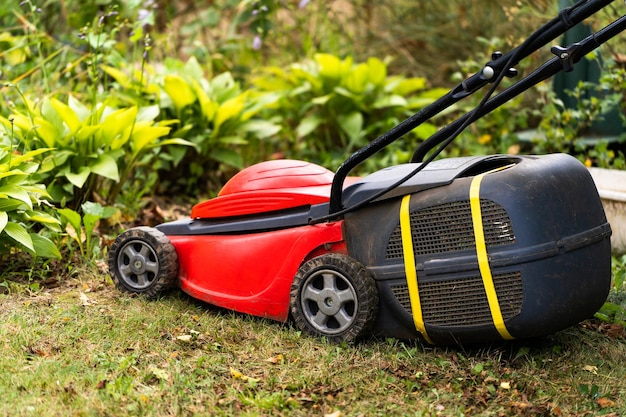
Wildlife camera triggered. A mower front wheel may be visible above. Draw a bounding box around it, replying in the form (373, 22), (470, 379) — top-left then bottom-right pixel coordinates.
(108, 227), (178, 298)
(290, 253), (378, 343)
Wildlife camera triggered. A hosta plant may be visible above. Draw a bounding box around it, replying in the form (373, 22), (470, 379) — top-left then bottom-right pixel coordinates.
(103, 57), (281, 192)
(253, 53), (448, 171)
(3, 94), (193, 209)
(0, 145), (60, 258)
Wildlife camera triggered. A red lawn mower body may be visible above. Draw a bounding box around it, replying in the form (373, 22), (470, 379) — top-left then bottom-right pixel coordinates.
(168, 161), (348, 321)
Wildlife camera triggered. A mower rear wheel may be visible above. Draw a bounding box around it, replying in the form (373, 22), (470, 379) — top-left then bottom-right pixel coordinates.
(108, 227), (178, 298)
(290, 253), (378, 343)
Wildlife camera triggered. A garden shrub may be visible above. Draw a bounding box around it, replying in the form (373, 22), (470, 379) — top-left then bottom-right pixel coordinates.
(0, 142), (60, 258)
(103, 57), (283, 193)
(253, 53), (448, 172)
(2, 94), (193, 210)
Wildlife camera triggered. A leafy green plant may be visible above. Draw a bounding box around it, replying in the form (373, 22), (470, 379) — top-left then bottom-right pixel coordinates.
(58, 201), (116, 261)
(0, 143), (60, 258)
(586, 140), (626, 169)
(528, 82), (620, 154)
(104, 57), (282, 192)
(3, 93), (192, 209)
(254, 53), (447, 171)
(595, 255), (626, 326)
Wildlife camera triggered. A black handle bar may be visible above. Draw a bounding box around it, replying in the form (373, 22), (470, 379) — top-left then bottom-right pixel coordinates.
(412, 14), (626, 163)
(327, 0), (620, 215)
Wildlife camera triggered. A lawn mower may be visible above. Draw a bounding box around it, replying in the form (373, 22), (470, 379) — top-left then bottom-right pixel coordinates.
(108, 0), (623, 344)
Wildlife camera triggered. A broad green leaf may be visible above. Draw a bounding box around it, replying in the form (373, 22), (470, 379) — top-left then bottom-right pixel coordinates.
(0, 211), (7, 234)
(4, 221), (33, 252)
(290, 84), (313, 98)
(0, 170), (28, 182)
(241, 120), (281, 139)
(136, 105), (160, 123)
(83, 213), (99, 247)
(241, 92), (280, 121)
(253, 67), (292, 91)
(100, 65), (130, 87)
(156, 119), (180, 129)
(344, 63), (369, 94)
(338, 112), (363, 142)
(131, 123), (171, 156)
(315, 53), (343, 80)
(68, 95), (92, 122)
(20, 185), (51, 200)
(27, 210), (61, 225)
(334, 86), (357, 100)
(296, 116), (322, 138)
(181, 56), (205, 80)
(82, 201), (105, 217)
(40, 97), (64, 133)
(165, 145), (189, 166)
(210, 72), (238, 101)
(192, 79), (218, 121)
(418, 87), (449, 100)
(214, 96), (245, 130)
(9, 114), (32, 134)
(217, 136), (248, 146)
(82, 201), (116, 219)
(75, 125), (101, 142)
(32, 117), (59, 148)
(102, 107), (138, 148)
(58, 208), (82, 232)
(390, 77), (428, 96)
(90, 153), (120, 181)
(50, 98), (81, 134)
(64, 166), (91, 188)
(373, 95), (407, 109)
(413, 122), (439, 140)
(407, 96), (443, 110)
(0, 185), (33, 210)
(0, 147), (8, 163)
(6, 47), (28, 66)
(31, 233), (61, 258)
(8, 148), (51, 167)
(39, 150), (73, 174)
(0, 199), (24, 212)
(163, 75), (196, 110)
(144, 138), (197, 151)
(17, 161), (40, 175)
(210, 148), (243, 169)
(311, 94), (332, 105)
(367, 57), (387, 87)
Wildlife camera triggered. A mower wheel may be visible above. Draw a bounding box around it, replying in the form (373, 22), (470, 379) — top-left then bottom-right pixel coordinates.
(290, 253), (378, 343)
(108, 227), (178, 298)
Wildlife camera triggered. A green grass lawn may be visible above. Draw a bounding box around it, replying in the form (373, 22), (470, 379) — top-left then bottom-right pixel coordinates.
(1, 272), (625, 417)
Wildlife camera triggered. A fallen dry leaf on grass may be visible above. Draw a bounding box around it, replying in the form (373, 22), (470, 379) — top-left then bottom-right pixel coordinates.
(582, 365), (598, 375)
(229, 367), (260, 383)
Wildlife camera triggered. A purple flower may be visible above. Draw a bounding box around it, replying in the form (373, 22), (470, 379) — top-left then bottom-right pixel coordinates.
(298, 0), (310, 9)
(252, 35), (262, 51)
(252, 35), (263, 51)
(138, 9), (150, 21)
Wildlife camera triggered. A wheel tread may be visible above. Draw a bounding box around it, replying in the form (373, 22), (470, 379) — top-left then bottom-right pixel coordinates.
(108, 226), (178, 298)
(290, 253), (378, 343)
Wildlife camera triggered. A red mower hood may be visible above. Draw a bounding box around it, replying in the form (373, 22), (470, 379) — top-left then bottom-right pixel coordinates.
(192, 160), (357, 219)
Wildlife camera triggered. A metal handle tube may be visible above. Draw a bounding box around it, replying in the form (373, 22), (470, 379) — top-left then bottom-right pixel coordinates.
(328, 0), (618, 215)
(411, 14), (626, 163)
